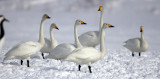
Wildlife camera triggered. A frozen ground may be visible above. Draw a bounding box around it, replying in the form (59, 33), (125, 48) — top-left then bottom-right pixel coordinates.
(0, 0), (160, 79)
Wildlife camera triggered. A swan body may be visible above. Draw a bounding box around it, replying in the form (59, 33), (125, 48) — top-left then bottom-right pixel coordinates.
(47, 43), (76, 59)
(124, 26), (148, 56)
(66, 23), (114, 73)
(4, 14), (50, 67)
(0, 15), (9, 51)
(46, 20), (87, 60)
(78, 6), (104, 47)
(40, 23), (59, 59)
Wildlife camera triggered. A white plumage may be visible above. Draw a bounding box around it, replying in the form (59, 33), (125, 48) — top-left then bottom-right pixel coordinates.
(46, 20), (87, 60)
(124, 26), (149, 56)
(65, 23), (114, 73)
(78, 6), (104, 47)
(4, 14), (50, 67)
(40, 23), (59, 59)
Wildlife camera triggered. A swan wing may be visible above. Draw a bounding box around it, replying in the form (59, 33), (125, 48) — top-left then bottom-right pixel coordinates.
(66, 47), (100, 64)
(78, 31), (99, 47)
(48, 43), (76, 59)
(124, 38), (141, 50)
(4, 41), (42, 60)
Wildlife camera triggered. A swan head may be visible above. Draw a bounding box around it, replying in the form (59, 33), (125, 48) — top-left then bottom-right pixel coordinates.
(0, 15), (9, 22)
(75, 20), (87, 25)
(98, 6), (104, 11)
(43, 14), (51, 20)
(140, 26), (143, 32)
(103, 23), (114, 29)
(51, 23), (59, 30)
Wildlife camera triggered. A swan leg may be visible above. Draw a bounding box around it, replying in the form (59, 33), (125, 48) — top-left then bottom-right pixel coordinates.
(42, 52), (45, 59)
(78, 65), (81, 71)
(139, 52), (141, 56)
(21, 60), (23, 65)
(27, 60), (30, 67)
(88, 66), (92, 73)
(132, 52), (134, 57)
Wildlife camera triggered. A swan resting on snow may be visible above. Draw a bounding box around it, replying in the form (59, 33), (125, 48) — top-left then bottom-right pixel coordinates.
(78, 6), (104, 47)
(46, 20), (87, 60)
(40, 23), (59, 59)
(4, 14), (50, 67)
(0, 15), (9, 51)
(65, 23), (114, 73)
(123, 26), (148, 56)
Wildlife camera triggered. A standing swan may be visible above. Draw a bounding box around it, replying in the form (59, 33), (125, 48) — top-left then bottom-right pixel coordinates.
(65, 23), (114, 73)
(124, 26), (148, 56)
(46, 20), (86, 60)
(40, 23), (59, 59)
(4, 14), (50, 67)
(78, 6), (104, 47)
(0, 15), (9, 51)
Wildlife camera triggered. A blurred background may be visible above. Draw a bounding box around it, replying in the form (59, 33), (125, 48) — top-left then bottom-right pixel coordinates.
(0, 0), (160, 51)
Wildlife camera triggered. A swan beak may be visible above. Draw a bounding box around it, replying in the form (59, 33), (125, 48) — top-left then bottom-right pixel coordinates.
(81, 21), (87, 24)
(110, 25), (114, 27)
(45, 14), (51, 19)
(54, 25), (59, 30)
(140, 27), (143, 32)
(98, 6), (103, 11)
(108, 24), (114, 28)
(4, 18), (9, 22)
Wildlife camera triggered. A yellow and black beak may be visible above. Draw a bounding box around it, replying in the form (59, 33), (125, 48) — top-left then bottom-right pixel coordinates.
(45, 14), (51, 19)
(108, 24), (114, 28)
(4, 18), (9, 22)
(81, 21), (87, 24)
(54, 25), (59, 30)
(98, 6), (103, 11)
(140, 27), (143, 32)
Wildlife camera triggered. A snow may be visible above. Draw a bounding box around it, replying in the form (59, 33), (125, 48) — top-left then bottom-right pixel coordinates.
(0, 0), (160, 79)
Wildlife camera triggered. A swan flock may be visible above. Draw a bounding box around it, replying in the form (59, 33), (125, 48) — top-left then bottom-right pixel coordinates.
(1, 6), (148, 73)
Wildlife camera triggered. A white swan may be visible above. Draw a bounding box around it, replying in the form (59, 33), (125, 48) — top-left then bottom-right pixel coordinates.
(46, 20), (87, 60)
(78, 6), (104, 47)
(40, 23), (59, 59)
(0, 15), (9, 51)
(65, 23), (114, 73)
(4, 14), (50, 67)
(124, 26), (148, 56)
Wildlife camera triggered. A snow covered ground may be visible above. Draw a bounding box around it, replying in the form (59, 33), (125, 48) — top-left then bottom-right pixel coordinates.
(0, 0), (160, 79)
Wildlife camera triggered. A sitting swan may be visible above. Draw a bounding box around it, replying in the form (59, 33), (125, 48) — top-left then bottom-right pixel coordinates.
(0, 15), (9, 51)
(4, 14), (50, 67)
(65, 23), (114, 73)
(124, 26), (148, 56)
(78, 6), (104, 47)
(40, 23), (59, 59)
(46, 20), (86, 60)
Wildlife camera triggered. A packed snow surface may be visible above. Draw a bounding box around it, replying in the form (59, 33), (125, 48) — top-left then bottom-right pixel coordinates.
(0, 0), (160, 79)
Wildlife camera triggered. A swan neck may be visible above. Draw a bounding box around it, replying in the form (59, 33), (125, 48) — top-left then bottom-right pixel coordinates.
(74, 23), (82, 48)
(50, 27), (55, 47)
(0, 19), (5, 39)
(140, 31), (144, 47)
(38, 19), (45, 45)
(99, 11), (103, 31)
(100, 26), (106, 58)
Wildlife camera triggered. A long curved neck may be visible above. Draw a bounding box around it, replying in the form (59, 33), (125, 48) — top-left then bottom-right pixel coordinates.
(38, 18), (45, 45)
(140, 31), (144, 47)
(74, 23), (82, 48)
(50, 27), (55, 47)
(100, 26), (106, 58)
(0, 19), (5, 39)
(99, 10), (103, 31)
